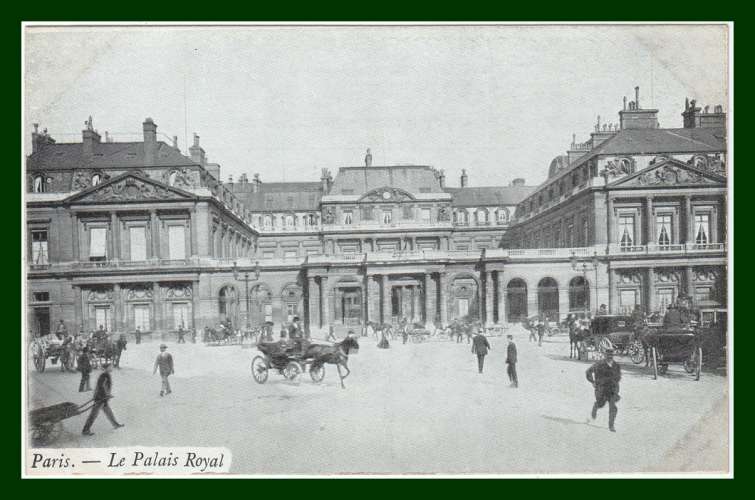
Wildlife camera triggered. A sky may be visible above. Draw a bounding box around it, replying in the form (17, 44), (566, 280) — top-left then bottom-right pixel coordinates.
(24, 24), (729, 188)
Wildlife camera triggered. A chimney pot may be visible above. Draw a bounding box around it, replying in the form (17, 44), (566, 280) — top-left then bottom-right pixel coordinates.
(635, 86), (640, 109)
(142, 118), (158, 166)
(173, 136), (178, 149)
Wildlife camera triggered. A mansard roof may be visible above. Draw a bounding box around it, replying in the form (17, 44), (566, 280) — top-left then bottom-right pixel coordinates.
(27, 141), (196, 171)
(329, 165), (445, 196)
(583, 127), (725, 159)
(231, 182), (323, 211)
(445, 186), (536, 207)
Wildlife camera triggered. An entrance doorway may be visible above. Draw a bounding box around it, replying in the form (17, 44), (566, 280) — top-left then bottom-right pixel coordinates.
(32, 307), (50, 337)
(537, 277), (560, 321)
(339, 287), (362, 326)
(506, 279), (528, 322)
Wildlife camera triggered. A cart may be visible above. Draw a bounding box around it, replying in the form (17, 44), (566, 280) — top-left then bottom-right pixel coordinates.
(30, 337), (76, 373)
(29, 399), (95, 446)
(250, 340), (325, 384)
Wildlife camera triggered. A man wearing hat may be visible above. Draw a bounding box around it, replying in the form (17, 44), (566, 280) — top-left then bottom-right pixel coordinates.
(153, 344), (174, 397)
(77, 346), (92, 392)
(82, 362), (124, 436)
(505, 334), (518, 388)
(585, 349), (622, 432)
(471, 328), (491, 374)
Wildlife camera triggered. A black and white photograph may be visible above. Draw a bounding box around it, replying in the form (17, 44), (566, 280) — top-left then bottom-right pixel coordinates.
(22, 22), (732, 477)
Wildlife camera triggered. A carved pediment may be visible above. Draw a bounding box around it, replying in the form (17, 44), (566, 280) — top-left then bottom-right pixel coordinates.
(67, 174), (194, 204)
(359, 187), (416, 203)
(609, 159), (726, 188)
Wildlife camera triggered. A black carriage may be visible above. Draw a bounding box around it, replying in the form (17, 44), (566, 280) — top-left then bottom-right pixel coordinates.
(585, 315), (645, 364)
(642, 327), (703, 380)
(250, 340), (325, 384)
(30, 336), (76, 373)
(204, 325), (243, 346)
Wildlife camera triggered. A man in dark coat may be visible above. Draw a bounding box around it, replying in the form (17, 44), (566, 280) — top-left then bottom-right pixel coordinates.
(77, 346), (92, 392)
(505, 334), (518, 387)
(177, 323), (186, 344)
(586, 349), (621, 432)
(663, 305), (684, 330)
(135, 326), (142, 344)
(82, 363), (124, 436)
(113, 334), (127, 368)
(471, 329), (491, 374)
(153, 344), (174, 397)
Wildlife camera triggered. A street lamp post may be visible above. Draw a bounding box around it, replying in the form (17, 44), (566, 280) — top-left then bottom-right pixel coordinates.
(233, 260), (260, 330)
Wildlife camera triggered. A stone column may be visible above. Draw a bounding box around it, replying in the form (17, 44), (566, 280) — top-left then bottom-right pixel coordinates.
(381, 275), (391, 324)
(190, 207), (199, 258)
(113, 283), (122, 332)
(439, 273), (448, 325)
(367, 276), (378, 325)
(606, 197), (614, 248)
(73, 285), (82, 332)
(150, 210), (160, 260)
(307, 276), (319, 332)
(152, 282), (161, 334)
(413, 285), (421, 322)
(685, 196), (694, 244)
(645, 196), (654, 245)
(424, 273), (432, 323)
(496, 271), (506, 325)
(71, 213), (79, 262)
(646, 267), (655, 314)
(110, 212), (120, 262)
(485, 271), (495, 325)
(320, 277), (330, 329)
(608, 269), (618, 315)
(685, 266), (695, 301)
(192, 279), (200, 330)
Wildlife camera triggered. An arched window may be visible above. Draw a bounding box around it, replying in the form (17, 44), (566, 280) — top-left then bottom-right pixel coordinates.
(168, 171), (177, 186)
(506, 279), (528, 322)
(496, 208), (508, 224)
(263, 215), (272, 229)
(569, 276), (590, 313)
(32, 175), (45, 193)
(537, 277), (560, 322)
(477, 209), (488, 225)
(285, 215), (294, 227)
(91, 173), (101, 186)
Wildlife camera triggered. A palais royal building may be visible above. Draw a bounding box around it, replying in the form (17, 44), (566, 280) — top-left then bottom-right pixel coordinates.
(25, 88), (728, 337)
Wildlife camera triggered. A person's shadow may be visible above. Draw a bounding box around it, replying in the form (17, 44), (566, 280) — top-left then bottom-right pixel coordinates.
(540, 414), (605, 429)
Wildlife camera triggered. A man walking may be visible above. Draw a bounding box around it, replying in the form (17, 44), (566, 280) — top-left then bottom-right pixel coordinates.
(586, 349), (621, 432)
(153, 344), (174, 397)
(82, 363), (124, 436)
(77, 346), (92, 392)
(177, 323), (186, 344)
(471, 328), (491, 374)
(536, 316), (545, 347)
(505, 334), (518, 388)
(135, 326), (142, 345)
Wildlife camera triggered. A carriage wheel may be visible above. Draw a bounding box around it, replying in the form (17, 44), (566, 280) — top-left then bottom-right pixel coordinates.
(629, 340), (645, 365)
(598, 337), (613, 354)
(651, 347), (658, 380)
(33, 344), (46, 373)
(695, 347), (703, 381)
(309, 363), (325, 383)
(251, 356), (269, 384)
(684, 354), (697, 374)
(31, 421), (62, 447)
(283, 361), (302, 381)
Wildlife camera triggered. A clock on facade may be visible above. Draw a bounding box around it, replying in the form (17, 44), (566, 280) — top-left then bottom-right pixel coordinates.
(382, 191), (391, 200)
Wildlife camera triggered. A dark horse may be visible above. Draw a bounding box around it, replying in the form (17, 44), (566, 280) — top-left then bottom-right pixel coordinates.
(306, 336), (360, 389)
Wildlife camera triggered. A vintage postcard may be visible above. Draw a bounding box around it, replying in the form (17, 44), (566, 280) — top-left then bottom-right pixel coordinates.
(22, 22), (732, 477)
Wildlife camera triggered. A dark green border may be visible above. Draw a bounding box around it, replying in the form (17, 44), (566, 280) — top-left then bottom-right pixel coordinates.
(4, 2), (745, 493)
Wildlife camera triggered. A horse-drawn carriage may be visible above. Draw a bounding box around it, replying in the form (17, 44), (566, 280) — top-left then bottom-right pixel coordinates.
(405, 322), (431, 343)
(642, 327), (704, 380)
(30, 335), (76, 372)
(251, 336), (359, 388)
(573, 315), (644, 363)
(204, 324), (243, 346)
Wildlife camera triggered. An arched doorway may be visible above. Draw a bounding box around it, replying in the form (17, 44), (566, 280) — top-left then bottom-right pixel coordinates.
(537, 277), (560, 321)
(250, 283), (273, 325)
(450, 276), (480, 322)
(506, 279), (528, 322)
(218, 285), (239, 327)
(568, 276), (590, 313)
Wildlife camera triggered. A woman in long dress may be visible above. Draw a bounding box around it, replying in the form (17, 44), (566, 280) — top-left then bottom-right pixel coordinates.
(377, 325), (390, 349)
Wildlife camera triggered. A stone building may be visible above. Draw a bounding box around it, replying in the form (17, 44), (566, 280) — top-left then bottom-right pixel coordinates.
(25, 88), (728, 338)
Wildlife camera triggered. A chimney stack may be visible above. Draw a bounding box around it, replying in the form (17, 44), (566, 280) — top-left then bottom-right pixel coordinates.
(82, 116), (101, 156)
(172, 135), (179, 150)
(252, 173), (262, 193)
(510, 178), (526, 187)
(189, 132), (206, 166)
(635, 86), (640, 109)
(460, 169), (469, 188)
(438, 169), (446, 188)
(31, 123), (55, 153)
(364, 148), (372, 167)
(683, 99), (726, 129)
(619, 86), (659, 130)
(142, 118), (157, 166)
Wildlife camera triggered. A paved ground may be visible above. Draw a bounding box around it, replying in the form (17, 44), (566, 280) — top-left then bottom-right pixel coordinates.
(26, 326), (729, 475)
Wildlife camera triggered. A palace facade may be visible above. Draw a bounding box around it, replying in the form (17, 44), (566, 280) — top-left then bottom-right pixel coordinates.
(25, 88), (728, 337)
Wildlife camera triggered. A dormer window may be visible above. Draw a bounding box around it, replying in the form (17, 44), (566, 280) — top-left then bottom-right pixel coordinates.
(91, 173), (102, 186)
(168, 171), (177, 187)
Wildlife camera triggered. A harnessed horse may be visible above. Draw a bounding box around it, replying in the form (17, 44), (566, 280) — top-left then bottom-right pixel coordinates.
(307, 336), (360, 389)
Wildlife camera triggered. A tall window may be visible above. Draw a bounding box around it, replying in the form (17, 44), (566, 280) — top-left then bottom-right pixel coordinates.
(264, 304), (273, 323)
(33, 175), (46, 193)
(172, 303), (189, 330)
(656, 288), (676, 311)
(133, 305), (150, 331)
(362, 206), (373, 221)
(263, 215), (272, 229)
(477, 210), (488, 224)
(91, 173), (101, 186)
(31, 230), (48, 265)
(582, 218), (589, 246)
(695, 213), (711, 245)
(497, 209), (508, 224)
(168, 171), (177, 186)
(421, 208), (431, 222)
(343, 211), (353, 225)
(382, 210), (392, 224)
(168, 225), (186, 260)
(94, 306), (112, 332)
(618, 215), (635, 248)
(619, 290), (639, 314)
(129, 226), (147, 261)
(402, 205), (413, 219)
(656, 214), (673, 247)
(89, 227), (107, 261)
